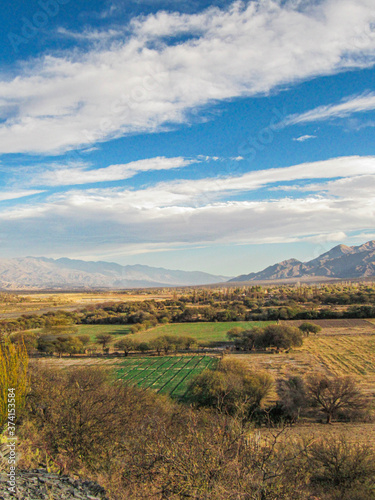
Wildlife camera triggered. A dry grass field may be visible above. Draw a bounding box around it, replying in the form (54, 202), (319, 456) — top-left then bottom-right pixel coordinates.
(229, 319), (375, 404)
(284, 318), (375, 334)
(0, 291), (171, 318)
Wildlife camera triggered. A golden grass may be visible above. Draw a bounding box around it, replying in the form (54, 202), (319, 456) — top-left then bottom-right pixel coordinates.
(0, 291), (170, 318)
(300, 334), (375, 394)
(228, 328), (375, 401)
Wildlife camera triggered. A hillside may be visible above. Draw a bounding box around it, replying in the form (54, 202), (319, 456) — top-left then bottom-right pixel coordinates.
(230, 241), (375, 282)
(0, 257), (229, 290)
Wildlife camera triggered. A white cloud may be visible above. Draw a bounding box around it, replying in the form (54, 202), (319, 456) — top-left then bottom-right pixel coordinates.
(1, 0), (375, 154)
(142, 156), (375, 205)
(301, 232), (348, 244)
(24, 156), (193, 187)
(9, 154), (375, 201)
(56, 27), (123, 43)
(286, 91), (375, 125)
(0, 190), (44, 202)
(293, 134), (317, 142)
(0, 156), (374, 256)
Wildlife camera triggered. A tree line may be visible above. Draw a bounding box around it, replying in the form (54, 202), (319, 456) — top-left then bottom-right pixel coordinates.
(1, 295), (375, 338)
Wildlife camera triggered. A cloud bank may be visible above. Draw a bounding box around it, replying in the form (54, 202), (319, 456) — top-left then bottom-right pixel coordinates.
(0, 156), (374, 257)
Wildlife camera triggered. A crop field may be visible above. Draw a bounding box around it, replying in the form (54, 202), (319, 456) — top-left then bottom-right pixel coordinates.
(67, 321), (275, 347)
(75, 324), (132, 341)
(300, 334), (375, 393)
(130, 321), (275, 345)
(116, 355), (218, 398)
(284, 318), (375, 334)
(232, 327), (375, 397)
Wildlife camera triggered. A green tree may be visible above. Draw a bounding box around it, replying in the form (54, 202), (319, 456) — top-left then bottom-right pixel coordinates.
(260, 325), (303, 350)
(298, 322), (321, 336)
(95, 334), (113, 353)
(115, 337), (136, 356)
(227, 327), (263, 351)
(10, 331), (37, 353)
(137, 342), (150, 353)
(78, 334), (91, 348)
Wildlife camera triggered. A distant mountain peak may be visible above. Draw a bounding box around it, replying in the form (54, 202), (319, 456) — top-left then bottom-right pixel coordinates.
(356, 240), (375, 252)
(279, 258), (302, 265)
(229, 240), (375, 282)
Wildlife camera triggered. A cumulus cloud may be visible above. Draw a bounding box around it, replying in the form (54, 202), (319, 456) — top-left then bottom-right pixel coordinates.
(1, 0), (375, 154)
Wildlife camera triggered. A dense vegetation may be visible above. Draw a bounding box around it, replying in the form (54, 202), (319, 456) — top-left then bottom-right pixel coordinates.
(9, 363), (374, 500)
(1, 282), (375, 338)
(227, 324), (304, 351)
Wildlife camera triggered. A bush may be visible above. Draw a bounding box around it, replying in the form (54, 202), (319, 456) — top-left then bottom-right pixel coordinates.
(23, 366), (159, 471)
(186, 358), (273, 418)
(276, 375), (307, 422)
(307, 436), (375, 497)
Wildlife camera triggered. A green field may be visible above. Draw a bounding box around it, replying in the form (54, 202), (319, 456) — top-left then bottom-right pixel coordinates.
(127, 321), (275, 345)
(76, 324), (132, 341)
(116, 355), (218, 398)
(75, 321), (275, 346)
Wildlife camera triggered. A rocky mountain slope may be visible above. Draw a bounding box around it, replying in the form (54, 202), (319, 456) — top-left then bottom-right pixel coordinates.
(229, 241), (375, 282)
(0, 257), (229, 289)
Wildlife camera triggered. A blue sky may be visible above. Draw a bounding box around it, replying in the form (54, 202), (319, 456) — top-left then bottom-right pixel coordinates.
(1, 0), (375, 275)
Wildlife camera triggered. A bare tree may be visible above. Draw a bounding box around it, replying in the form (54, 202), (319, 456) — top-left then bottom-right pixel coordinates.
(306, 374), (368, 424)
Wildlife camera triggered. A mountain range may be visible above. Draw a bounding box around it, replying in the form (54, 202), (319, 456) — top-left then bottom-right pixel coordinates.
(0, 257), (229, 290)
(229, 241), (375, 282)
(0, 241), (374, 290)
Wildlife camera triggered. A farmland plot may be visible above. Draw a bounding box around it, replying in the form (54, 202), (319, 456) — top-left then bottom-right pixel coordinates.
(283, 318), (375, 335)
(116, 355), (217, 398)
(300, 334), (375, 393)
(132, 321), (275, 345)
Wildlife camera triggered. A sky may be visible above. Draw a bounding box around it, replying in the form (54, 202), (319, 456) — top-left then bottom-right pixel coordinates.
(0, 0), (375, 276)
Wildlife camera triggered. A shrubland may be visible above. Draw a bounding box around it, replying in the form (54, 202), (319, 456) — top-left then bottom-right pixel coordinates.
(8, 362), (374, 499)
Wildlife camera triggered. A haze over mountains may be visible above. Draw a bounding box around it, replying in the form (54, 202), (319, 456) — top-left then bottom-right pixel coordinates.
(230, 241), (375, 282)
(0, 241), (374, 290)
(0, 257), (229, 290)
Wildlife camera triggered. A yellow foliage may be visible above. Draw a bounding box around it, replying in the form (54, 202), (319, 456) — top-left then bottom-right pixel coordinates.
(0, 339), (28, 430)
